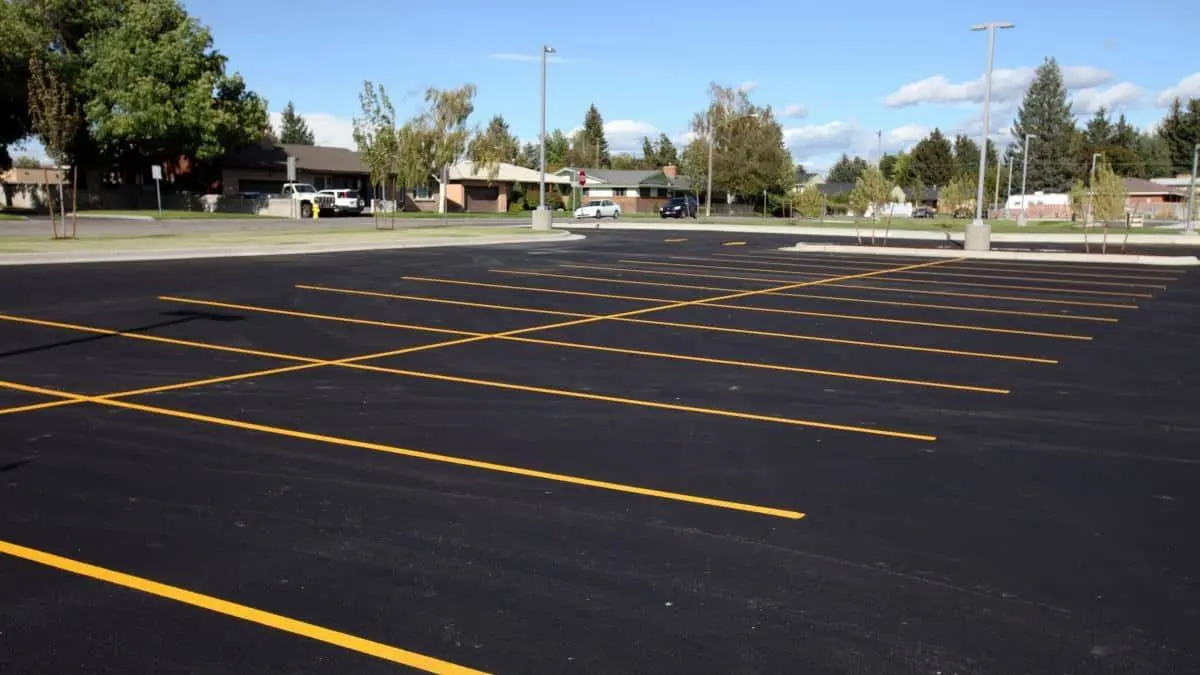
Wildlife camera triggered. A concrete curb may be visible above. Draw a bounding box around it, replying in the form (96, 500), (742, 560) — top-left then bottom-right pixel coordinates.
(554, 221), (1200, 246)
(68, 213), (156, 221)
(0, 232), (583, 266)
(780, 243), (1200, 267)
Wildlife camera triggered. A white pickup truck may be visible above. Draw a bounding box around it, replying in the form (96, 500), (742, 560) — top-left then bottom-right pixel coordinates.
(318, 188), (365, 216)
(281, 182), (335, 218)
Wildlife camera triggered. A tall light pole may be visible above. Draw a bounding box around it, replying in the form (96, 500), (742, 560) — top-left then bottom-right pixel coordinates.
(966, 21), (1013, 250)
(1018, 133), (1035, 226)
(993, 154), (1002, 213)
(1187, 143), (1199, 235)
(537, 45), (555, 218)
(1006, 154), (1014, 218)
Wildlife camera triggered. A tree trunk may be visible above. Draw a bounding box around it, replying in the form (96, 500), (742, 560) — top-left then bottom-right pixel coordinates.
(42, 168), (57, 239)
(57, 174), (67, 237)
(71, 166), (78, 238)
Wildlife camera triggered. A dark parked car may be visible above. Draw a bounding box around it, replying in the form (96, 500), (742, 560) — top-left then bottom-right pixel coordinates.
(660, 196), (698, 219)
(912, 206), (936, 218)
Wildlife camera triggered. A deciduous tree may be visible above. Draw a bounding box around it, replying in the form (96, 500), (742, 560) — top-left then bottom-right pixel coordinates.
(793, 185), (823, 218)
(352, 80), (398, 227)
(397, 84), (479, 214)
(278, 101), (314, 145)
(849, 165), (894, 220)
(467, 114), (520, 180)
(937, 173), (975, 215)
(27, 52), (80, 235)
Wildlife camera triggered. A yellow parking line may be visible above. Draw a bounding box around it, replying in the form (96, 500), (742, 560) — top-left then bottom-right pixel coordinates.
(487, 270), (1121, 322)
(691, 255), (1169, 289)
(731, 250), (1186, 277)
(664, 237), (688, 243)
(617, 259), (1158, 298)
(292, 284), (1055, 363)
(722, 241), (746, 246)
(0, 540), (489, 675)
(713, 252), (1183, 282)
(392, 277), (1091, 341)
(553, 265), (1141, 310)
(0, 379), (807, 519)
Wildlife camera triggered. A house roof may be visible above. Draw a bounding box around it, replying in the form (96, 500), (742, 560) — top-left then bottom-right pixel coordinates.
(815, 182), (855, 196)
(1, 167), (70, 184)
(557, 166), (692, 191)
(223, 142), (367, 174)
(449, 161), (571, 184)
(1123, 177), (1185, 196)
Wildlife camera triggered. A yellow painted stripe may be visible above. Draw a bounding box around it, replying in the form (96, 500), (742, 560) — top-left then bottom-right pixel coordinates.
(0, 540), (488, 675)
(714, 252), (1183, 282)
(0, 379), (806, 519)
(293, 285), (595, 319)
(399, 276), (1090, 340)
(618, 259), (1158, 298)
(690, 254), (1170, 289)
(403, 275), (687, 304)
(722, 241), (746, 246)
(487, 270), (1120, 322)
(664, 237), (688, 243)
(294, 284), (1055, 363)
(553, 264), (1141, 310)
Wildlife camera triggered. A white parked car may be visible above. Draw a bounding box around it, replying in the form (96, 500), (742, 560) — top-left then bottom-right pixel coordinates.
(281, 182), (334, 218)
(318, 188), (365, 216)
(574, 199), (621, 219)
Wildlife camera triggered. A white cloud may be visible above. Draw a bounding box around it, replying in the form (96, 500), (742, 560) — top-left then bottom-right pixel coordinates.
(781, 103), (809, 119)
(1072, 82), (1144, 114)
(885, 65), (1114, 108)
(782, 121), (929, 170)
(738, 81), (759, 94)
(270, 111), (356, 149)
(603, 119), (661, 154)
(1156, 72), (1200, 106)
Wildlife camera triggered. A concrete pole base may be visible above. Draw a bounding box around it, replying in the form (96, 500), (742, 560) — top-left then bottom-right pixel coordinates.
(531, 209), (553, 231)
(1016, 213), (1028, 227)
(964, 221), (991, 251)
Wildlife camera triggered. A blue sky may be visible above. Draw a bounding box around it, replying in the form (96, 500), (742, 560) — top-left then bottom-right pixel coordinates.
(21, 0), (1200, 173)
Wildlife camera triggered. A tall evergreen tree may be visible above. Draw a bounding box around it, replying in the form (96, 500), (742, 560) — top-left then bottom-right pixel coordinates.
(279, 101), (314, 144)
(655, 133), (678, 166)
(1081, 107), (1142, 177)
(581, 104), (609, 167)
(1010, 57), (1079, 192)
(467, 114), (520, 165)
(910, 128), (953, 186)
(1084, 107), (1113, 147)
(826, 154), (869, 183)
(1157, 98), (1200, 175)
(640, 136), (656, 167)
(545, 129), (569, 170)
(952, 135), (980, 179)
(1137, 132), (1173, 178)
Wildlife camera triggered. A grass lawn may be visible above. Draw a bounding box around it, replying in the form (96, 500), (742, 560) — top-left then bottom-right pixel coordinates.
(382, 211), (525, 219)
(76, 209), (269, 220)
(0, 212), (28, 221)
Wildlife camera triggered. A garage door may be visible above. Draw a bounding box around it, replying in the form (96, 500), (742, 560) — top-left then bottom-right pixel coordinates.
(465, 186), (500, 212)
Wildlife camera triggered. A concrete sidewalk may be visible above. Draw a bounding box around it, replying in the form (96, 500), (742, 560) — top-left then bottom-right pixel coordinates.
(556, 220), (1200, 246)
(0, 229), (580, 266)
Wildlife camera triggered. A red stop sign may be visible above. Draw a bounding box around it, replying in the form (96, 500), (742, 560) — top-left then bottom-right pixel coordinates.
(578, 170), (586, 186)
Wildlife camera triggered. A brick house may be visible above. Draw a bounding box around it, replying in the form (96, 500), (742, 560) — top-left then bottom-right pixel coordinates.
(220, 142), (376, 199)
(555, 166), (692, 213)
(1124, 177), (1187, 218)
(409, 161), (572, 213)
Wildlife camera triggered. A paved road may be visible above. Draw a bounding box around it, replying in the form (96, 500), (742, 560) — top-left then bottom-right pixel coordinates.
(1, 231), (1198, 673)
(1, 215), (531, 237)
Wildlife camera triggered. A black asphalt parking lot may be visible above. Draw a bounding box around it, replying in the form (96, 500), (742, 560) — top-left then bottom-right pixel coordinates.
(1, 230), (1198, 674)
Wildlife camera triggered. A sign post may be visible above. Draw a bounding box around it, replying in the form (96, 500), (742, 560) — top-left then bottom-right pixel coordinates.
(287, 156), (297, 219)
(577, 170), (586, 211)
(151, 165), (163, 214)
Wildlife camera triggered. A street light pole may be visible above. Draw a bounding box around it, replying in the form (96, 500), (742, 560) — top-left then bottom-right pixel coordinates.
(1018, 133), (1035, 226)
(993, 153), (1002, 213)
(966, 21), (1013, 251)
(1006, 154), (1014, 218)
(533, 45), (555, 230)
(705, 108), (714, 218)
(1187, 143), (1199, 235)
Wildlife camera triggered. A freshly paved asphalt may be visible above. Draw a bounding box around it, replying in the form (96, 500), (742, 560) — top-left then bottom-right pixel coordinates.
(1, 230), (1198, 674)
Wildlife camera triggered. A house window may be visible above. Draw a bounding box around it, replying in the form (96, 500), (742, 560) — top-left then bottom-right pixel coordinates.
(612, 188), (627, 197)
(582, 188), (590, 196)
(411, 183), (432, 200)
(313, 175), (333, 189)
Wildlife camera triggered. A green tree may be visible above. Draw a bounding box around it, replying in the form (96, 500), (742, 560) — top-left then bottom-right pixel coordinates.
(467, 114), (520, 180)
(1091, 157), (1127, 224)
(640, 136), (656, 167)
(680, 83), (793, 205)
(654, 133), (678, 166)
(397, 84), (479, 213)
(566, 129), (600, 167)
(13, 155), (41, 168)
(937, 173), (975, 215)
(952, 135), (979, 178)
(27, 52), (80, 234)
(878, 153), (898, 181)
(278, 101), (314, 145)
(794, 163), (814, 184)
(581, 104), (609, 167)
(1137, 132), (1173, 178)
(545, 129), (569, 170)
(1011, 57), (1080, 191)
(910, 128), (953, 186)
(1158, 97), (1200, 175)
(1068, 179), (1087, 219)
(849, 165), (894, 220)
(793, 184), (823, 218)
(611, 153), (640, 170)
(517, 141), (538, 169)
(352, 81), (398, 227)
(826, 154), (869, 183)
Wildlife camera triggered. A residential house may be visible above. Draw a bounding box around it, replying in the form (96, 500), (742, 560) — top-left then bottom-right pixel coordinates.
(1124, 177), (1187, 219)
(410, 161), (572, 213)
(556, 165), (692, 214)
(220, 142), (375, 199)
(1, 166), (70, 211)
